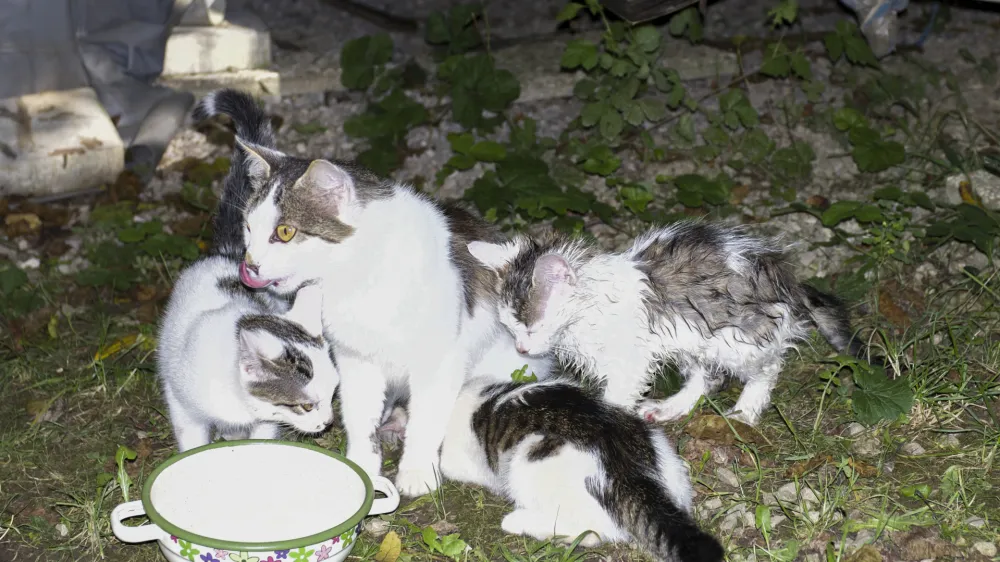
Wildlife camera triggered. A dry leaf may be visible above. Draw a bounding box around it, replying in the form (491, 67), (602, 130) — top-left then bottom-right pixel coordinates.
(374, 530), (401, 562)
(877, 289), (911, 329)
(94, 334), (140, 362)
(784, 454), (833, 478)
(806, 194), (830, 210)
(847, 457), (878, 478)
(5, 212), (42, 237)
(959, 180), (982, 207)
(683, 414), (765, 446)
(729, 184), (750, 205)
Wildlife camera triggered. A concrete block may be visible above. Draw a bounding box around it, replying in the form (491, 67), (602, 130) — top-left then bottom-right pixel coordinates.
(163, 11), (271, 76)
(157, 69), (281, 100)
(0, 87), (125, 197)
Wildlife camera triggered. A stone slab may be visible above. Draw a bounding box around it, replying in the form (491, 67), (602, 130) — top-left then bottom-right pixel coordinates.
(162, 11), (271, 76)
(157, 69), (282, 100)
(0, 87), (124, 197)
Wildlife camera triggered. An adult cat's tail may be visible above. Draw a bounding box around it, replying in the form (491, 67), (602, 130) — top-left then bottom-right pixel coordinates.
(800, 284), (888, 369)
(591, 435), (724, 562)
(192, 89), (276, 259)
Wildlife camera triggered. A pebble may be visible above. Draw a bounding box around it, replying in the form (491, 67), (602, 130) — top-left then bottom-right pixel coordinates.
(900, 441), (926, 456)
(17, 257), (40, 270)
(702, 497), (724, 512)
(852, 434), (883, 457)
(776, 482), (820, 504)
(56, 523), (68, 537)
(973, 542), (997, 557)
(715, 466), (740, 488)
(965, 516), (986, 528)
(937, 434), (961, 449)
(844, 423), (866, 437)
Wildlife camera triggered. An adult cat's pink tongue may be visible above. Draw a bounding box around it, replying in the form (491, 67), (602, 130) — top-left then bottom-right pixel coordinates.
(239, 261), (274, 289)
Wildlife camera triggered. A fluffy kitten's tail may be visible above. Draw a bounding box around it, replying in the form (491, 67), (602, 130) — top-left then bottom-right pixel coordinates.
(593, 444), (724, 562)
(193, 88), (275, 148)
(192, 89), (276, 258)
(801, 284), (887, 369)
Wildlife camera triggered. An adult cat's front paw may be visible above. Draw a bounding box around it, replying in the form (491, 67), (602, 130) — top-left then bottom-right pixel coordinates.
(394, 462), (440, 497)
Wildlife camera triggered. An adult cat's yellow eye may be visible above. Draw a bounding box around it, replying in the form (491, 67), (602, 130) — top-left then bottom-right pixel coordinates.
(301, 403), (314, 412)
(275, 224), (297, 242)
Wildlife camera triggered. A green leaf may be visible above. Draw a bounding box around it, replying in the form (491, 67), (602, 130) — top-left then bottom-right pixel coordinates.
(910, 191), (934, 210)
(825, 33), (844, 62)
(581, 102), (606, 127)
(340, 33), (394, 90)
(469, 141), (507, 162)
(425, 12), (450, 44)
(561, 39), (599, 70)
(833, 107), (867, 131)
(755, 505), (772, 533)
(447, 132), (475, 154)
(821, 201), (862, 227)
(620, 185), (655, 214)
(610, 78), (640, 109)
(734, 103), (759, 128)
(844, 34), (878, 67)
(853, 138), (905, 173)
(854, 204), (884, 223)
(117, 227), (146, 243)
(790, 51), (813, 80)
(633, 26), (661, 53)
(873, 186), (904, 201)
(581, 145), (621, 176)
(446, 153), (477, 170)
(768, 0), (798, 28)
(573, 78), (599, 100)
(0, 266), (28, 296)
(599, 109), (623, 140)
(556, 2), (585, 22)
(761, 44), (791, 77)
(676, 114), (696, 143)
(623, 101), (645, 126)
(771, 141), (815, 180)
(852, 366), (913, 425)
(740, 129), (775, 163)
(638, 98), (667, 122)
(292, 122), (327, 135)
(115, 445), (137, 465)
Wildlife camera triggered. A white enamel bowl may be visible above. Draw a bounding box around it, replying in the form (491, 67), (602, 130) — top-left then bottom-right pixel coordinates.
(111, 440), (399, 562)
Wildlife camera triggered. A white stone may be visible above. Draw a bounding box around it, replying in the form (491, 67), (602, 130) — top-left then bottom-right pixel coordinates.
(944, 170), (1000, 208)
(715, 467), (740, 488)
(157, 69), (281, 100)
(163, 12), (271, 76)
(900, 441), (926, 456)
(702, 497), (723, 512)
(0, 88), (124, 197)
(973, 541), (997, 557)
(965, 516), (986, 528)
(937, 434), (961, 449)
(56, 523), (68, 537)
(180, 0), (226, 26)
(844, 422), (866, 437)
(17, 257), (40, 270)
(776, 482), (799, 503)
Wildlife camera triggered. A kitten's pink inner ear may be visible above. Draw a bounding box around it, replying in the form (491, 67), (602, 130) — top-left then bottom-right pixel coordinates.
(300, 159), (355, 214)
(533, 254), (576, 287)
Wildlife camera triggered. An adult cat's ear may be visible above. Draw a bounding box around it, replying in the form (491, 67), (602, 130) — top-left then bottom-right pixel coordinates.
(468, 240), (522, 270)
(234, 137), (283, 181)
(293, 159), (356, 218)
(533, 254), (576, 287)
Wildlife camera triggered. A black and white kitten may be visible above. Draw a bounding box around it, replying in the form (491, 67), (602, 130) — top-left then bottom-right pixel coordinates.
(156, 94), (339, 452)
(467, 222), (881, 426)
(440, 377), (725, 562)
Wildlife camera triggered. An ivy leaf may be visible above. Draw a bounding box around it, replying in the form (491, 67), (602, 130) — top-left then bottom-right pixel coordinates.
(599, 109), (623, 140)
(620, 185), (655, 214)
(639, 98), (667, 122)
(852, 366), (913, 425)
(469, 141), (507, 162)
(821, 201), (862, 227)
(556, 2), (584, 22)
(340, 34), (393, 90)
(561, 39), (598, 70)
(634, 26), (661, 53)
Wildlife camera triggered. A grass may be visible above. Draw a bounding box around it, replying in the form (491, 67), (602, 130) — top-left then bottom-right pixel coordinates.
(4, 5), (1000, 561)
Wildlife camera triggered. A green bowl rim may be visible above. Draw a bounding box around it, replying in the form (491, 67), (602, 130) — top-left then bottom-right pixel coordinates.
(140, 439), (373, 551)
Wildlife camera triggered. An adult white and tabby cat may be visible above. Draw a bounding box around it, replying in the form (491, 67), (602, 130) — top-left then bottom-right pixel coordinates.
(157, 95), (339, 452)
(468, 222), (883, 426)
(440, 377), (724, 562)
(192, 89), (551, 495)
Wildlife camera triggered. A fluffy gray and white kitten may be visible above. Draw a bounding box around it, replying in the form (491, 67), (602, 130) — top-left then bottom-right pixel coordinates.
(440, 378), (724, 562)
(467, 222), (881, 426)
(156, 95), (339, 452)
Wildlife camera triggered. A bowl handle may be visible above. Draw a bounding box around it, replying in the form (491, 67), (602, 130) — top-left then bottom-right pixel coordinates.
(111, 500), (164, 544)
(369, 476), (400, 515)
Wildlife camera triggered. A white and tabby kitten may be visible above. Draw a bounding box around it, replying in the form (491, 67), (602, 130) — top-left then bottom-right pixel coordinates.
(440, 377), (724, 562)
(157, 96), (339, 452)
(468, 222), (882, 426)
